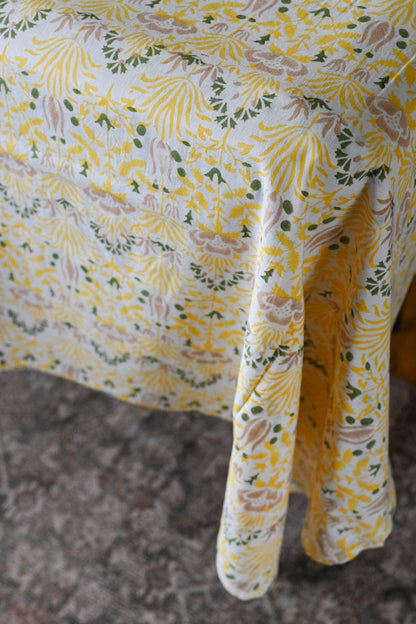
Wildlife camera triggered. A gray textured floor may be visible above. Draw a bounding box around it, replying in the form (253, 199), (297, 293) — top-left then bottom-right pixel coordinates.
(0, 369), (415, 624)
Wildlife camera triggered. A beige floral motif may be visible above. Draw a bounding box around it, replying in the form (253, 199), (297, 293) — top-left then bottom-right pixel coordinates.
(237, 487), (282, 512)
(64, 204), (89, 230)
(263, 193), (284, 238)
(55, 292), (89, 315)
(84, 188), (136, 216)
(238, 416), (272, 451)
(324, 59), (348, 73)
(59, 158), (75, 178)
(351, 67), (371, 84)
(262, 521), (280, 541)
(149, 138), (176, 183)
(367, 96), (410, 147)
(234, 29), (251, 42)
(211, 22), (229, 34)
(181, 348), (232, 364)
(0, 153), (37, 178)
(364, 489), (389, 516)
(50, 11), (78, 31)
(39, 197), (59, 216)
(148, 293), (170, 322)
(143, 194), (159, 211)
(135, 237), (161, 254)
(162, 249), (185, 269)
(79, 21), (107, 44)
(41, 201), (88, 236)
(316, 528), (349, 563)
(189, 230), (249, 256)
(139, 12), (197, 35)
(320, 493), (338, 515)
(245, 50), (307, 78)
(93, 321), (136, 343)
(245, 0), (279, 17)
(305, 224), (344, 254)
(10, 286), (53, 309)
(42, 94), (65, 135)
(193, 63), (223, 87)
(40, 150), (55, 171)
(163, 51), (192, 73)
(282, 96), (310, 121)
(164, 201), (181, 220)
(360, 20), (395, 52)
(338, 319), (352, 353)
(280, 349), (303, 371)
(315, 112), (348, 138)
(257, 293), (303, 327)
(336, 424), (375, 445)
(60, 256), (80, 286)
(372, 193), (393, 220)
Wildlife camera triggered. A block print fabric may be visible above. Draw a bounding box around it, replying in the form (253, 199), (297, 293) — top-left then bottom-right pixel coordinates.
(0, 0), (416, 600)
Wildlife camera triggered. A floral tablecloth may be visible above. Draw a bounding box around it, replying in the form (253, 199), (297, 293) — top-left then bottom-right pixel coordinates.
(0, 0), (415, 601)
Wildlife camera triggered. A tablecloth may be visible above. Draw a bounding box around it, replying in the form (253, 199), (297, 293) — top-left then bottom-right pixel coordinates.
(0, 0), (415, 601)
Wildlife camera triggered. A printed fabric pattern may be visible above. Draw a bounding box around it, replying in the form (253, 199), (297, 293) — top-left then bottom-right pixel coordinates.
(0, 0), (416, 600)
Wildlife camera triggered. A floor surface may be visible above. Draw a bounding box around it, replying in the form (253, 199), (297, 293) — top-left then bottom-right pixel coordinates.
(0, 369), (415, 624)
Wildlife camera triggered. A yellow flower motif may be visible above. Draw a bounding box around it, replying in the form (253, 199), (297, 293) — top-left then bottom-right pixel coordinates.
(27, 37), (100, 97)
(133, 75), (210, 140)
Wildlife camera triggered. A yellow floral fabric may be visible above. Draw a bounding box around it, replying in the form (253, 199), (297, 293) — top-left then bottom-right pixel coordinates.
(1, 0), (416, 601)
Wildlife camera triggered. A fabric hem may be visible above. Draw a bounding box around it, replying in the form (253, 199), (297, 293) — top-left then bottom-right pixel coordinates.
(215, 551), (276, 601)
